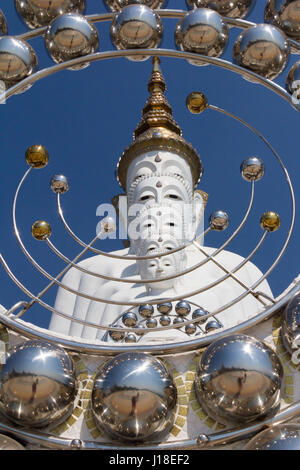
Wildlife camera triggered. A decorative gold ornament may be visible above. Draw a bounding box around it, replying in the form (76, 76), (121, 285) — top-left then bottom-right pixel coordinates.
(186, 92), (208, 114)
(116, 58), (203, 190)
(260, 211), (281, 232)
(25, 145), (49, 169)
(32, 220), (52, 241)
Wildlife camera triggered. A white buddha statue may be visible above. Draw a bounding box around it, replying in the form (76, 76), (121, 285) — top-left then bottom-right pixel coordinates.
(49, 58), (273, 341)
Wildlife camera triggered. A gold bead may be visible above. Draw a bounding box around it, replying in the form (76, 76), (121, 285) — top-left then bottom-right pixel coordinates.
(260, 212), (281, 232)
(186, 92), (208, 114)
(25, 145), (49, 169)
(32, 220), (52, 241)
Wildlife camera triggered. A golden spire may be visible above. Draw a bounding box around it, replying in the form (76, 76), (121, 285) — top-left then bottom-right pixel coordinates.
(116, 58), (203, 191)
(134, 57), (182, 138)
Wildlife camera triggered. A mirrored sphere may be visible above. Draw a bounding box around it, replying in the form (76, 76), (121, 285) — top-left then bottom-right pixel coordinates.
(185, 0), (255, 19)
(209, 210), (229, 231)
(185, 324), (197, 335)
(195, 334), (283, 424)
(91, 353), (177, 441)
(186, 91), (208, 113)
(146, 317), (158, 328)
(265, 0), (300, 39)
(32, 220), (52, 240)
(110, 5), (163, 61)
(281, 291), (300, 354)
(260, 211), (281, 232)
(160, 315), (171, 326)
(122, 311), (138, 327)
(233, 24), (290, 80)
(175, 9), (228, 66)
(45, 13), (99, 70)
(26, 144), (49, 168)
(244, 424), (300, 450)
(50, 174), (69, 193)
(104, 0), (168, 12)
(109, 330), (125, 341)
(286, 59), (300, 107)
(0, 9), (8, 35)
(173, 316), (184, 325)
(157, 302), (172, 314)
(0, 340), (77, 428)
(192, 307), (209, 324)
(14, 0), (86, 29)
(0, 434), (24, 450)
(175, 301), (191, 316)
(138, 304), (154, 318)
(0, 37), (38, 90)
(205, 320), (221, 332)
(240, 156), (265, 181)
(124, 334), (137, 343)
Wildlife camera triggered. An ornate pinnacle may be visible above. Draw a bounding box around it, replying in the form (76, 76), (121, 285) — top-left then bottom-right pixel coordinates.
(134, 57), (182, 138)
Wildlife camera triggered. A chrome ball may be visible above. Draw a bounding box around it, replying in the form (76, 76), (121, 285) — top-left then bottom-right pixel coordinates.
(0, 340), (77, 428)
(195, 334), (283, 424)
(50, 174), (69, 194)
(14, 0), (86, 30)
(45, 13), (99, 70)
(209, 210), (229, 231)
(175, 301), (191, 316)
(233, 23), (290, 80)
(243, 423), (300, 450)
(205, 320), (221, 332)
(185, 323), (197, 335)
(159, 315), (171, 326)
(173, 316), (184, 325)
(157, 302), (172, 314)
(91, 352), (177, 441)
(240, 157), (265, 182)
(0, 9), (8, 35)
(281, 291), (300, 355)
(138, 304), (154, 318)
(122, 311), (138, 327)
(109, 330), (125, 341)
(110, 5), (163, 62)
(0, 37), (38, 90)
(146, 317), (158, 328)
(185, 0), (255, 19)
(192, 307), (209, 324)
(32, 220), (52, 241)
(0, 434), (24, 450)
(134, 324), (145, 336)
(124, 334), (137, 343)
(175, 9), (228, 66)
(286, 60), (300, 106)
(265, 0), (300, 40)
(104, 0), (168, 12)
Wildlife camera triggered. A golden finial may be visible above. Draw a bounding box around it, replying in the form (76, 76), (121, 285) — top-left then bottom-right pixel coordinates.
(134, 57), (182, 138)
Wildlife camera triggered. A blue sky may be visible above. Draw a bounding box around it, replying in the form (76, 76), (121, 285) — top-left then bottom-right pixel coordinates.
(0, 0), (299, 329)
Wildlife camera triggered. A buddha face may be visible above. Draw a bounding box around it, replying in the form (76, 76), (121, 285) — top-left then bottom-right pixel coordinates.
(137, 239), (186, 291)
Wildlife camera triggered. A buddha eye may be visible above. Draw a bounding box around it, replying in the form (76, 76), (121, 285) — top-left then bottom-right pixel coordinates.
(140, 194), (153, 201)
(168, 222), (175, 227)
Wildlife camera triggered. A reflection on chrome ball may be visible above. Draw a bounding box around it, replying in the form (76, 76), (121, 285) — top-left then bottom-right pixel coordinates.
(185, 0), (255, 19)
(0, 340), (77, 428)
(0, 9), (7, 35)
(110, 5), (163, 61)
(91, 353), (177, 441)
(104, 0), (168, 12)
(244, 423), (300, 450)
(0, 37), (38, 91)
(195, 334), (283, 424)
(281, 291), (300, 354)
(45, 13), (99, 70)
(175, 9), (228, 66)
(265, 0), (300, 40)
(233, 23), (290, 80)
(14, 0), (86, 29)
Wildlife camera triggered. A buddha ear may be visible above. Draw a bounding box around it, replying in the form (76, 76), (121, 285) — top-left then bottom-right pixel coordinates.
(193, 190), (208, 236)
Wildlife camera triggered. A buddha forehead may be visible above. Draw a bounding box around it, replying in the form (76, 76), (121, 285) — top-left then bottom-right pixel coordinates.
(126, 150), (194, 190)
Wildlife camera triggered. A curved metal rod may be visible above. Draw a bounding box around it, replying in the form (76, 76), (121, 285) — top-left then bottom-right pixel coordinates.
(15, 9), (300, 52)
(0, 256), (298, 355)
(57, 193), (212, 262)
(1, 396), (300, 450)
(1, 49), (298, 111)
(13, 168), (268, 308)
